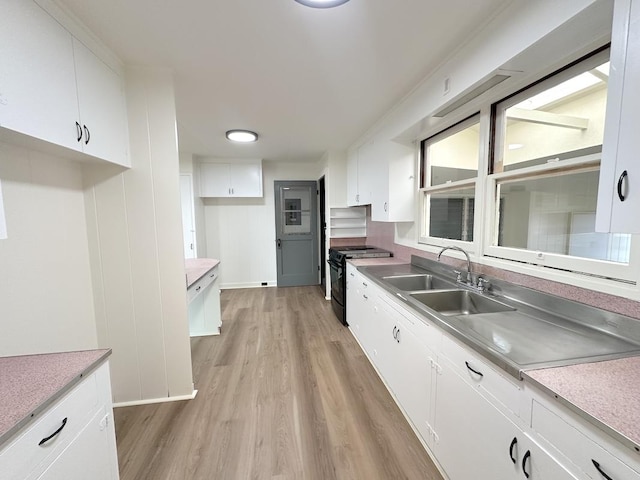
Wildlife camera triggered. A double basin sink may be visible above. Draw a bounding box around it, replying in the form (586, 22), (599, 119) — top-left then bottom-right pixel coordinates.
(371, 264), (640, 379)
(383, 274), (514, 316)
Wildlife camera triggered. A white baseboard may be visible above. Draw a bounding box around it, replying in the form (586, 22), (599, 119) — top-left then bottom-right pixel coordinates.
(220, 282), (277, 289)
(113, 389), (198, 408)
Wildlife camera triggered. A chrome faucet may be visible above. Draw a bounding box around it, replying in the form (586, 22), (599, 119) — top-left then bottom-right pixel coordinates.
(437, 246), (490, 292)
(437, 246), (472, 283)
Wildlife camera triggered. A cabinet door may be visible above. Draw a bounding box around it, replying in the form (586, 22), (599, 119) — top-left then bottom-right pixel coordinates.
(229, 163), (262, 197)
(356, 139), (376, 206)
(346, 149), (359, 206)
(434, 359), (520, 480)
(355, 280), (380, 360)
(36, 409), (118, 480)
(597, 0), (640, 233)
(73, 38), (129, 167)
(433, 359), (581, 480)
(378, 299), (434, 445)
(0, 0), (80, 151)
(199, 163), (231, 197)
(371, 141), (415, 223)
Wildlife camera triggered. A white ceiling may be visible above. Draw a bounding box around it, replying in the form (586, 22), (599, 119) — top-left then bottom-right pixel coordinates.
(56, 0), (511, 162)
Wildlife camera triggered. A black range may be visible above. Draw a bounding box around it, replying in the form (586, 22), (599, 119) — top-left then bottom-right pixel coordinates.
(328, 245), (393, 325)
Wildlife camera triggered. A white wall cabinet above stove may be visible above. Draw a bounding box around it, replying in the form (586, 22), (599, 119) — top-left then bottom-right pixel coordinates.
(597, 0), (640, 233)
(370, 140), (415, 223)
(199, 161), (263, 198)
(0, 0), (129, 167)
(347, 139), (415, 221)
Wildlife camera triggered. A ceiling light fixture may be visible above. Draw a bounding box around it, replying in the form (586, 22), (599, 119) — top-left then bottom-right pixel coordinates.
(294, 0), (350, 8)
(226, 129), (258, 143)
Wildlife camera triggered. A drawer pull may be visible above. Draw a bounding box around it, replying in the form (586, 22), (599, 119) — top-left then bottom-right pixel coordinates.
(522, 450), (531, 478)
(38, 417), (68, 446)
(196, 286), (201, 292)
(592, 460), (614, 480)
(465, 361), (483, 377)
(508, 437), (517, 464)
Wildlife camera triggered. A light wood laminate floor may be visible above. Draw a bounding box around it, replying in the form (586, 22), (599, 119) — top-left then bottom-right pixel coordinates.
(114, 286), (443, 480)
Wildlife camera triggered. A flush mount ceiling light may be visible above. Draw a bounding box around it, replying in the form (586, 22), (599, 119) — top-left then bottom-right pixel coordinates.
(226, 129), (258, 143)
(294, 0), (350, 8)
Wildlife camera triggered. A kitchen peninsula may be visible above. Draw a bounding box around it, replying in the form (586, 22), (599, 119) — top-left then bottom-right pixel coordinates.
(185, 258), (221, 336)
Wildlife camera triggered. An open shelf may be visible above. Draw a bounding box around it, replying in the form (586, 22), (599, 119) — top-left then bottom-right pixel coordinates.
(330, 207), (366, 238)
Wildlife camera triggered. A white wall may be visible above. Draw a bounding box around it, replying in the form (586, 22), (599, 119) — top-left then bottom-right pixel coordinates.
(203, 160), (320, 288)
(84, 67), (194, 404)
(0, 141), (97, 355)
(362, 0), (609, 146)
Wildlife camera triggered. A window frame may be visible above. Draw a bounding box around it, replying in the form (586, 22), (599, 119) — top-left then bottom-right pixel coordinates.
(419, 113), (482, 251)
(483, 153), (638, 282)
(416, 46), (638, 285)
(492, 48), (610, 175)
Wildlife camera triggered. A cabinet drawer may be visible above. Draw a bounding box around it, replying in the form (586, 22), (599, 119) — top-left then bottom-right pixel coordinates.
(440, 334), (521, 416)
(378, 292), (441, 350)
(187, 267), (218, 303)
(532, 400), (640, 480)
(0, 372), (100, 479)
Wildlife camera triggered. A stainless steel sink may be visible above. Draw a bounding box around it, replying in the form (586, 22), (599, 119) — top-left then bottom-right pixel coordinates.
(382, 274), (452, 291)
(410, 290), (516, 316)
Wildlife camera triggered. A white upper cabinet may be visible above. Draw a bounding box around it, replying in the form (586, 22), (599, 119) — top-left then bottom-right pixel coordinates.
(199, 161), (263, 198)
(347, 138), (415, 220)
(597, 0), (640, 233)
(347, 141), (374, 207)
(0, 0), (129, 167)
(346, 148), (360, 206)
(73, 39), (129, 167)
(370, 141), (415, 222)
(0, 0), (79, 151)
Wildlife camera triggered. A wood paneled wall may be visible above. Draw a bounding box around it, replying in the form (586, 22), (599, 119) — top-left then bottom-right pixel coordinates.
(84, 68), (194, 404)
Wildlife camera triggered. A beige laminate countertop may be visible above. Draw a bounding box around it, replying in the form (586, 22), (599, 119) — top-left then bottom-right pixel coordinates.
(0, 349), (111, 448)
(185, 258), (220, 288)
(350, 257), (640, 452)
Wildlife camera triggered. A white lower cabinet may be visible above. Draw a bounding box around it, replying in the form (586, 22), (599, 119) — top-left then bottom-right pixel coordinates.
(36, 407), (117, 480)
(376, 297), (436, 446)
(188, 266), (222, 336)
(346, 267), (638, 480)
(433, 359), (578, 480)
(347, 266), (379, 360)
(530, 393), (640, 480)
(0, 361), (119, 480)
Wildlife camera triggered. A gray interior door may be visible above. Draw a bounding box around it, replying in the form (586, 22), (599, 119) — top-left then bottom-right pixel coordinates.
(275, 181), (319, 287)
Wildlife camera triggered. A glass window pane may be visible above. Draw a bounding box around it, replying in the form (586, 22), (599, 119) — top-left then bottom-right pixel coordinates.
(282, 187), (311, 235)
(500, 61), (608, 171)
(427, 186), (475, 241)
(427, 121), (479, 186)
(496, 170), (630, 263)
